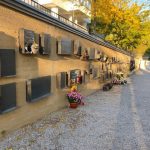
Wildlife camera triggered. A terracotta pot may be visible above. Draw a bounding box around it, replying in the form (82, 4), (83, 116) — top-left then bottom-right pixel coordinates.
(69, 103), (78, 109)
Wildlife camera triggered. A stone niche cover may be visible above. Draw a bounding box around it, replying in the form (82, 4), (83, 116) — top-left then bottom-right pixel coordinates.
(92, 68), (98, 79)
(57, 38), (73, 55)
(19, 28), (39, 54)
(57, 72), (68, 89)
(95, 49), (101, 60)
(69, 69), (82, 85)
(88, 48), (95, 60)
(0, 49), (16, 77)
(74, 40), (82, 56)
(0, 83), (16, 114)
(39, 33), (51, 55)
(26, 76), (51, 102)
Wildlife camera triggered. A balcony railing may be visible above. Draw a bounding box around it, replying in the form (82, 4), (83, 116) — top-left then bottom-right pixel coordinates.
(20, 0), (88, 33)
(0, 0), (130, 55)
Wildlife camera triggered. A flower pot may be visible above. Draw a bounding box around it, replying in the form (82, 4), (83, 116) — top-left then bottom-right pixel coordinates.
(69, 102), (78, 109)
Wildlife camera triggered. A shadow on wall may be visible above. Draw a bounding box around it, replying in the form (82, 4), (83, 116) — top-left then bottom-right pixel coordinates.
(0, 32), (16, 49)
(0, 31), (40, 79)
(0, 32), (18, 84)
(111, 82), (139, 149)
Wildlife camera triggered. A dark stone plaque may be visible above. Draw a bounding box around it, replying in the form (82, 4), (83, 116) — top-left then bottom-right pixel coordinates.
(88, 48), (95, 60)
(40, 33), (51, 55)
(57, 39), (73, 55)
(0, 49), (16, 77)
(26, 76), (51, 102)
(0, 83), (16, 114)
(19, 29), (39, 54)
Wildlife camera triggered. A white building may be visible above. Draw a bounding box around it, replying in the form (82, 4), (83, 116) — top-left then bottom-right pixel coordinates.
(39, 0), (91, 30)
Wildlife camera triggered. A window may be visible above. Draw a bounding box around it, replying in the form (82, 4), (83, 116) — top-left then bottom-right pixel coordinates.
(0, 83), (16, 114)
(0, 49), (16, 77)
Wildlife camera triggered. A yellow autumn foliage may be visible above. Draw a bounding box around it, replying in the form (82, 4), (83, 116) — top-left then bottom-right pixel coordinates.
(91, 0), (150, 53)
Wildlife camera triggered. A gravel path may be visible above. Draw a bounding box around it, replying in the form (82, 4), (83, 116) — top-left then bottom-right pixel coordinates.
(0, 69), (150, 150)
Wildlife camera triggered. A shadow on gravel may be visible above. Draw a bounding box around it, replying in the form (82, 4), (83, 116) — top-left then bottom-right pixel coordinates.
(112, 69), (150, 150)
(111, 82), (140, 150)
(132, 70), (150, 148)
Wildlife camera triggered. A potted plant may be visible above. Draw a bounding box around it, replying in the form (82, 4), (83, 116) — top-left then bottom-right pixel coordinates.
(67, 85), (84, 108)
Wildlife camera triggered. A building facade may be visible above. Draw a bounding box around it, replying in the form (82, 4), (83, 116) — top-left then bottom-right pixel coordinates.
(39, 0), (91, 30)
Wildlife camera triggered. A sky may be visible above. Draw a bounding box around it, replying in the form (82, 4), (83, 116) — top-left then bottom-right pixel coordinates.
(38, 0), (150, 9)
(38, 0), (51, 4)
(137, 0), (150, 4)
(132, 0), (150, 7)
(38, 0), (150, 4)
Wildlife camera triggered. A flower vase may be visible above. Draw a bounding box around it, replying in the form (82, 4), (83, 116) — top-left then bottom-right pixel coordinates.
(69, 102), (78, 109)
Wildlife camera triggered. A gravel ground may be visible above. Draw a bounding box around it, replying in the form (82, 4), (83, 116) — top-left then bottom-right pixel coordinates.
(0, 69), (150, 150)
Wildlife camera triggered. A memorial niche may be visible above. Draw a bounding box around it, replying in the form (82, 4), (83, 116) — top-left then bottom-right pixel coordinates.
(0, 49), (16, 77)
(108, 57), (112, 64)
(0, 83), (16, 114)
(112, 57), (115, 63)
(92, 68), (98, 79)
(101, 74), (105, 82)
(70, 70), (82, 86)
(105, 71), (109, 79)
(99, 53), (108, 62)
(57, 72), (68, 89)
(88, 48), (95, 60)
(81, 48), (89, 61)
(109, 72), (112, 79)
(57, 38), (73, 55)
(81, 70), (86, 83)
(114, 57), (119, 63)
(19, 29), (39, 54)
(101, 63), (104, 70)
(130, 59), (135, 71)
(95, 49), (101, 60)
(26, 76), (51, 102)
(78, 46), (82, 56)
(39, 33), (51, 55)
(74, 40), (82, 56)
(89, 64), (94, 74)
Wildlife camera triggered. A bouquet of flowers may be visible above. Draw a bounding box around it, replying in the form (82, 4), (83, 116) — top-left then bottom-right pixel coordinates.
(67, 91), (83, 104)
(67, 85), (84, 108)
